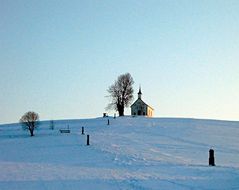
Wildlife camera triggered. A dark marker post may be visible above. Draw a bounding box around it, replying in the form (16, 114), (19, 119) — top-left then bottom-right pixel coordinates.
(81, 127), (84, 135)
(209, 149), (215, 166)
(87, 135), (90, 146)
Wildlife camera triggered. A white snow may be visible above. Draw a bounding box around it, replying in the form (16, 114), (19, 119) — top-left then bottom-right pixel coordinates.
(0, 117), (239, 189)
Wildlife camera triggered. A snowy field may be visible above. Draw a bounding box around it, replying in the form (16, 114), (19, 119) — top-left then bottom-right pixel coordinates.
(0, 116), (239, 190)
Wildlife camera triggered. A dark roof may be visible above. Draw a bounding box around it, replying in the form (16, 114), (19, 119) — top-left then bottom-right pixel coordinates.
(131, 98), (154, 110)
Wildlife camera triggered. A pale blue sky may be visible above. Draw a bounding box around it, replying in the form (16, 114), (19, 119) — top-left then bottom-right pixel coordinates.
(0, 0), (239, 124)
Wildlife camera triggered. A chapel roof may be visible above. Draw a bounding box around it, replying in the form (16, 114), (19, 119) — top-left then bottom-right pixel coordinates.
(131, 97), (154, 110)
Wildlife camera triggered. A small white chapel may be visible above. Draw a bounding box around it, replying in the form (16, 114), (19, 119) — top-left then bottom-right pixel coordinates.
(131, 87), (154, 117)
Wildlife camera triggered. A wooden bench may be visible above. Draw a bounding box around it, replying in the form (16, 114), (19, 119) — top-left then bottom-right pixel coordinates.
(59, 129), (70, 133)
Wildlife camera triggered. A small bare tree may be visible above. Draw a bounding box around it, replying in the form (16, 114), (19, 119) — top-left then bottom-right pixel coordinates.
(20, 111), (39, 136)
(107, 73), (134, 116)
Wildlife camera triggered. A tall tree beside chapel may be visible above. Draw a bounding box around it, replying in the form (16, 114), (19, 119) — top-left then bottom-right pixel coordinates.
(107, 73), (134, 116)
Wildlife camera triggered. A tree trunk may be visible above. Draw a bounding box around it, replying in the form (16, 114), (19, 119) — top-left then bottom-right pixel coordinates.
(118, 106), (124, 116)
(30, 129), (34, 136)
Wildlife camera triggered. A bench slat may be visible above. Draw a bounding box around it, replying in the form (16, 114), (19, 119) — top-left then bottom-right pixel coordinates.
(59, 129), (70, 133)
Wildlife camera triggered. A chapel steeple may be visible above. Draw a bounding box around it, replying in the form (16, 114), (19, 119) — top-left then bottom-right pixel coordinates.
(138, 86), (142, 99)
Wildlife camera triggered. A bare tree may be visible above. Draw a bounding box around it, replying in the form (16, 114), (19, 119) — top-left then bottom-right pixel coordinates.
(107, 73), (134, 116)
(20, 111), (39, 136)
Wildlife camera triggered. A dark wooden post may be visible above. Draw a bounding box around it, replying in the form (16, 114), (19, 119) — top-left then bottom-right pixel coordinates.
(107, 119), (110, 125)
(87, 135), (90, 145)
(81, 127), (84, 135)
(209, 149), (215, 166)
(114, 114), (116, 119)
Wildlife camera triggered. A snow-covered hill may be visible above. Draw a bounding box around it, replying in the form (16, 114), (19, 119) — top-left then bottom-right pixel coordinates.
(0, 117), (239, 190)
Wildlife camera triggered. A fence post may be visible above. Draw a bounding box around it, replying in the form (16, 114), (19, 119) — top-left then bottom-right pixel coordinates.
(209, 149), (215, 166)
(81, 127), (84, 135)
(87, 135), (90, 146)
(107, 119), (110, 125)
